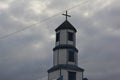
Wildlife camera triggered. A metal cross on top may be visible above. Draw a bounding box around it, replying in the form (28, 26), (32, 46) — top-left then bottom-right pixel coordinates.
(62, 10), (71, 20)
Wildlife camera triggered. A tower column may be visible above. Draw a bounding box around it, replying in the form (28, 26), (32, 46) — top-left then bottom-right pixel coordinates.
(48, 11), (84, 80)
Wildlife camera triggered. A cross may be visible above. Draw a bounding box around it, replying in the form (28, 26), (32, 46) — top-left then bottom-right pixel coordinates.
(62, 11), (71, 20)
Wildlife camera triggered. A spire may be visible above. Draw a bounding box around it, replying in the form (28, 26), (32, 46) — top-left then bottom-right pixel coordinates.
(48, 10), (85, 80)
(55, 20), (77, 32)
(55, 11), (77, 32)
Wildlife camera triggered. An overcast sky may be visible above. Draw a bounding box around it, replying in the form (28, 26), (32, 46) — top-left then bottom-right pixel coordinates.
(0, 0), (120, 80)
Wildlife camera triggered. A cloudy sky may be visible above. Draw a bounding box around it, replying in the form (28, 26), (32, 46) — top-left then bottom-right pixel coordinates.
(0, 0), (120, 80)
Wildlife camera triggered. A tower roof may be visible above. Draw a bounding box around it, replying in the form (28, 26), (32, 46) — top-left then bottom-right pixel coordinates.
(48, 64), (84, 73)
(55, 20), (77, 32)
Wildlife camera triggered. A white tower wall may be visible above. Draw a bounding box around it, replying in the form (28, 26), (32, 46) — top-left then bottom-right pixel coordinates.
(48, 20), (84, 80)
(48, 70), (83, 80)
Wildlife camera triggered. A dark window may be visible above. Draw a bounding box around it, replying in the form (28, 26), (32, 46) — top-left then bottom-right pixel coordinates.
(68, 72), (76, 80)
(56, 32), (60, 42)
(68, 50), (75, 62)
(68, 32), (74, 41)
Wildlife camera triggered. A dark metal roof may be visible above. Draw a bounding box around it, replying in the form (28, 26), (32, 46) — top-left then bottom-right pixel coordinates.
(53, 44), (78, 52)
(55, 20), (77, 32)
(83, 78), (88, 80)
(48, 64), (84, 73)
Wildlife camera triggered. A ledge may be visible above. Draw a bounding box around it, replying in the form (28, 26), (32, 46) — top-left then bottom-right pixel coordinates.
(53, 44), (78, 52)
(48, 64), (84, 73)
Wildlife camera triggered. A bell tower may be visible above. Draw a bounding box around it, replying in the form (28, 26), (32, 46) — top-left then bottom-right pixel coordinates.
(48, 11), (84, 80)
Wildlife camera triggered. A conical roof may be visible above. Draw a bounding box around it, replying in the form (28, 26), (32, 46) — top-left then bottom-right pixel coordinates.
(55, 20), (77, 32)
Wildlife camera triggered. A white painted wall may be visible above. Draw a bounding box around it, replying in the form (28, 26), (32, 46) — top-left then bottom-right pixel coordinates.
(59, 49), (67, 64)
(62, 70), (83, 80)
(53, 50), (58, 66)
(54, 29), (78, 66)
(48, 70), (60, 80)
(54, 49), (78, 65)
(60, 30), (67, 45)
(54, 49), (67, 65)
(48, 69), (83, 80)
(49, 28), (82, 80)
(56, 29), (76, 46)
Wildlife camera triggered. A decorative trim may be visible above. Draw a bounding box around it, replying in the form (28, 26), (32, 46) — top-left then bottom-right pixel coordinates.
(57, 49), (59, 65)
(66, 29), (68, 64)
(66, 49), (68, 64)
(53, 44), (78, 52)
(53, 52), (54, 66)
(48, 72), (49, 80)
(48, 64), (84, 73)
(59, 30), (61, 45)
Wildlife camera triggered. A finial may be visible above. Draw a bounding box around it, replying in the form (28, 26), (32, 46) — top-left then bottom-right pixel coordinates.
(62, 10), (71, 20)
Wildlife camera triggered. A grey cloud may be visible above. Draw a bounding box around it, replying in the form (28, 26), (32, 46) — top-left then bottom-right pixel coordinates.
(0, 0), (120, 80)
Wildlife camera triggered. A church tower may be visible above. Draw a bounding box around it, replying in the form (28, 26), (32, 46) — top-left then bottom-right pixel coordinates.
(48, 11), (84, 80)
